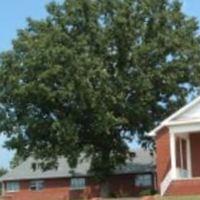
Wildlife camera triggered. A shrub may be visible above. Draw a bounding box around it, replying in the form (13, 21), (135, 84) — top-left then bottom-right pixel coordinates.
(139, 189), (157, 196)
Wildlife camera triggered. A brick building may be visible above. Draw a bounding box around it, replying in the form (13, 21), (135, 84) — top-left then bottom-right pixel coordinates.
(0, 149), (155, 200)
(149, 96), (200, 196)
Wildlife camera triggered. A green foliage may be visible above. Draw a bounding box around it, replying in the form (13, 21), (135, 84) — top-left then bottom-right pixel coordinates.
(109, 191), (117, 198)
(139, 189), (157, 196)
(0, 168), (7, 177)
(10, 153), (24, 169)
(0, 0), (200, 179)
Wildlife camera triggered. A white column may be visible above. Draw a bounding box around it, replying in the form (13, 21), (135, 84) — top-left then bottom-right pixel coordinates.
(187, 134), (192, 178)
(170, 132), (177, 179)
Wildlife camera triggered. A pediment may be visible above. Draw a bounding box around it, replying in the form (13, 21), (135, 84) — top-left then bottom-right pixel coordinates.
(172, 99), (200, 122)
(148, 96), (200, 136)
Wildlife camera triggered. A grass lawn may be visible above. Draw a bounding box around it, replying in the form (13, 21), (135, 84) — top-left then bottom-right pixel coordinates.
(155, 196), (200, 200)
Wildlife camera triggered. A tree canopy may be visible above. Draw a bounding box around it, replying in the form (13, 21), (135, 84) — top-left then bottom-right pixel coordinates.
(0, 0), (200, 179)
(10, 153), (24, 169)
(0, 168), (7, 177)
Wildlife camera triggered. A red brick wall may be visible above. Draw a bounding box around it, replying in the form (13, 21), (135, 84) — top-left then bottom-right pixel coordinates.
(69, 178), (100, 200)
(70, 174), (154, 198)
(109, 174), (137, 197)
(3, 178), (69, 200)
(156, 127), (171, 190)
(166, 179), (200, 196)
(108, 173), (154, 197)
(3, 174), (154, 200)
(163, 133), (200, 196)
(3, 178), (101, 200)
(156, 130), (200, 196)
(190, 133), (200, 177)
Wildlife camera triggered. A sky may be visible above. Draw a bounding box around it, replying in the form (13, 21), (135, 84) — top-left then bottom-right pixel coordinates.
(0, 0), (200, 168)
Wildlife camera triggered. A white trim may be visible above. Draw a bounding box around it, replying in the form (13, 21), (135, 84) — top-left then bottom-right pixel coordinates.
(160, 169), (172, 196)
(170, 132), (177, 179)
(187, 135), (192, 178)
(6, 181), (20, 193)
(70, 178), (86, 190)
(135, 174), (153, 187)
(169, 123), (200, 134)
(148, 96), (200, 136)
(167, 119), (200, 126)
(29, 180), (44, 191)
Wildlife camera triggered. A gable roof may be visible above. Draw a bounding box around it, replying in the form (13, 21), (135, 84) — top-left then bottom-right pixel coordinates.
(148, 96), (200, 137)
(0, 149), (155, 181)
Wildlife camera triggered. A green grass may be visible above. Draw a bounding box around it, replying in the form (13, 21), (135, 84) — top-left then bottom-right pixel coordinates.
(155, 195), (200, 200)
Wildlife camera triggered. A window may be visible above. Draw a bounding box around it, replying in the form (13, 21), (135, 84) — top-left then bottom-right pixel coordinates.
(29, 180), (44, 191)
(70, 178), (86, 190)
(135, 174), (152, 187)
(6, 182), (20, 192)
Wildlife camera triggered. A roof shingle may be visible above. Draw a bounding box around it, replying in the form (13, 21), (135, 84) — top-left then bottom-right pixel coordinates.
(0, 149), (155, 181)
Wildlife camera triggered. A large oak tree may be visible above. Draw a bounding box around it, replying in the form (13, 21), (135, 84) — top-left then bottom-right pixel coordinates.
(0, 0), (200, 178)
